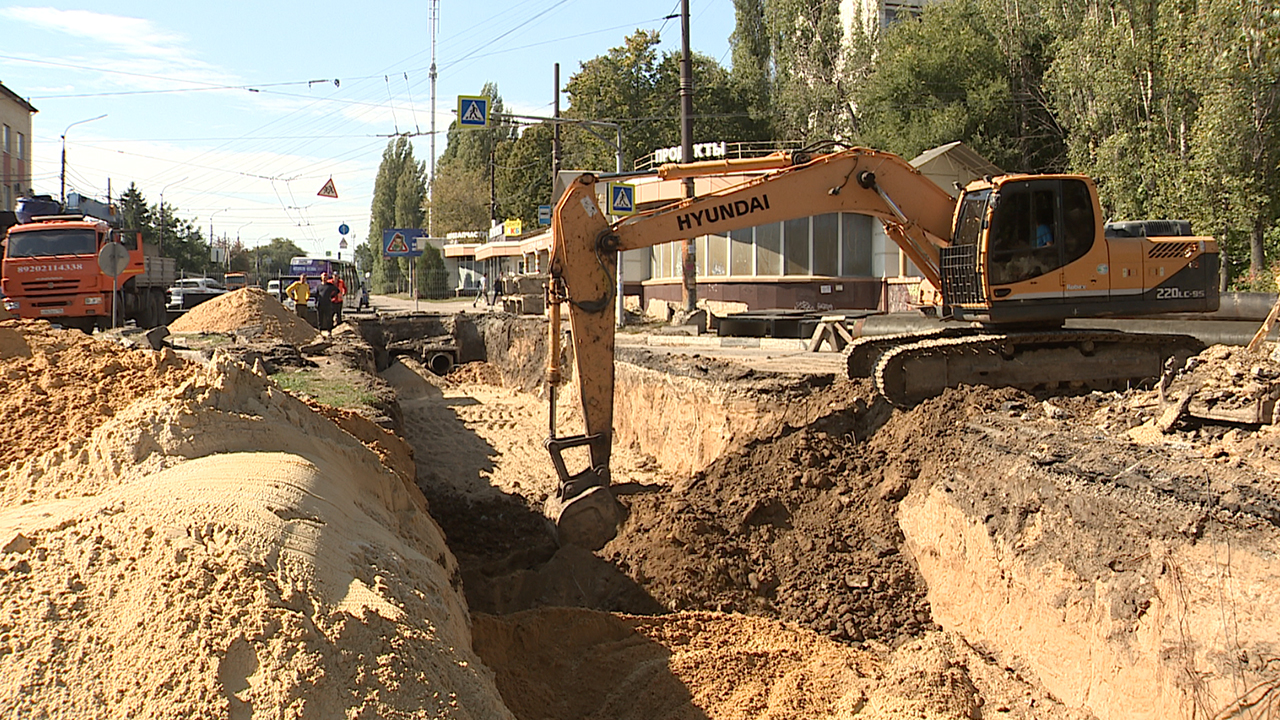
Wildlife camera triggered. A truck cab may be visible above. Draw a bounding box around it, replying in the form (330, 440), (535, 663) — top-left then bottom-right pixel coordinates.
(2, 214), (174, 331)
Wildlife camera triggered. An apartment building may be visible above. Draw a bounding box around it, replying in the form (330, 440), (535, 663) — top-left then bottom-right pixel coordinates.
(0, 81), (37, 212)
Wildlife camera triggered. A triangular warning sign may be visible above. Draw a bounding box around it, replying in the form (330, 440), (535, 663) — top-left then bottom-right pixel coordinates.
(317, 178), (338, 198)
(386, 233), (409, 253)
(612, 186), (633, 212)
(462, 101), (485, 124)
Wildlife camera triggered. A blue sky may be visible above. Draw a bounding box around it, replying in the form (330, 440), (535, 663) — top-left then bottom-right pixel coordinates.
(0, 0), (736, 259)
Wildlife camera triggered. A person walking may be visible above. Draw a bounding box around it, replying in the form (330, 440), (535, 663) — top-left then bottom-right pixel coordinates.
(491, 274), (505, 309)
(315, 272), (340, 335)
(285, 275), (311, 324)
(473, 273), (487, 308)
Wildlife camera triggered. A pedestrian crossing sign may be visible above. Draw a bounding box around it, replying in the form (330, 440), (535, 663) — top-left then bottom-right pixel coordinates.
(458, 95), (490, 127)
(607, 182), (636, 215)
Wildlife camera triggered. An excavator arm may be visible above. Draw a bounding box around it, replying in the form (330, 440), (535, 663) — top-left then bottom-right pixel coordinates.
(544, 147), (958, 549)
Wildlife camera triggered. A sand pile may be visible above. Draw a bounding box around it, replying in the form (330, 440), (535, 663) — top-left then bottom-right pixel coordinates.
(169, 288), (319, 346)
(473, 608), (1088, 720)
(0, 321), (511, 718)
(0, 320), (197, 482)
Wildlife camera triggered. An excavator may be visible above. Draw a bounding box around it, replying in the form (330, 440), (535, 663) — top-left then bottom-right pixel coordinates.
(543, 146), (1219, 549)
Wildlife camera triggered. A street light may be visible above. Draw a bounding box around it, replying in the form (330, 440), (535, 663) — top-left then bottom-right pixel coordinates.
(208, 208), (228, 276)
(232, 222), (253, 271)
(60, 114), (107, 205)
(158, 176), (188, 255)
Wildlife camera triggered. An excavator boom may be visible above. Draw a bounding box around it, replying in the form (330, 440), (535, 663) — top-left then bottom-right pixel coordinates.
(544, 147), (958, 549)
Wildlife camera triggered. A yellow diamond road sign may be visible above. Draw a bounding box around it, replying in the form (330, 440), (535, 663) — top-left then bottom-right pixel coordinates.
(607, 182), (635, 215)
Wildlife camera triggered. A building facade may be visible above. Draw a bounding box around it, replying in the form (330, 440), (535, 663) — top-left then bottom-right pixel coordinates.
(0, 81), (37, 212)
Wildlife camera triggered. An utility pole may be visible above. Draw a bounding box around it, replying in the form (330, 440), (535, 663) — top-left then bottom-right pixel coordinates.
(428, 0), (439, 237)
(60, 114), (106, 205)
(679, 0), (698, 314)
(159, 177), (187, 256)
(552, 64), (562, 191)
(489, 144), (497, 225)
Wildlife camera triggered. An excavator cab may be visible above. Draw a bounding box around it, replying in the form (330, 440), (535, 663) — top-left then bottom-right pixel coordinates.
(940, 175), (1217, 324)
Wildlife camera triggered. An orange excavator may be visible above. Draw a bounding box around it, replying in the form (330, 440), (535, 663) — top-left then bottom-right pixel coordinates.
(544, 147), (1218, 548)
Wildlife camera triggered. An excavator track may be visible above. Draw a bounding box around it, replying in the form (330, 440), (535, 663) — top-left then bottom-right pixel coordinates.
(874, 329), (1205, 406)
(844, 328), (965, 378)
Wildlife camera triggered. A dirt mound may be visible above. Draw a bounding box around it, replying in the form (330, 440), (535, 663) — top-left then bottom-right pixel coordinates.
(0, 323), (511, 718)
(448, 360), (504, 386)
(0, 319), (196, 479)
(473, 608), (1088, 720)
(604, 383), (938, 645)
(169, 288), (319, 346)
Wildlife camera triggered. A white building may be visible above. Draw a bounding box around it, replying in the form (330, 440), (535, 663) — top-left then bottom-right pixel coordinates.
(840, 0), (939, 36)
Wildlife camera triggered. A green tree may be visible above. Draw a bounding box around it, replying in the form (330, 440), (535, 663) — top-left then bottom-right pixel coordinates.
(764, 0), (852, 141)
(564, 30), (765, 171)
(364, 137), (427, 293)
(855, 0), (1063, 171)
(250, 238), (305, 281)
(117, 184), (154, 243)
(416, 245), (450, 299)
(1183, 0), (1280, 284)
(428, 163), (490, 235)
(496, 122), (554, 229)
(731, 0), (775, 140)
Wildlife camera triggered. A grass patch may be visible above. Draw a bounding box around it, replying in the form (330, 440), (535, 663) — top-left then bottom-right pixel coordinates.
(271, 369), (377, 409)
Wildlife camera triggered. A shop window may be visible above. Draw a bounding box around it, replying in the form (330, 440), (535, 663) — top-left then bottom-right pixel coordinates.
(706, 233), (729, 276)
(756, 222), (782, 275)
(730, 228), (753, 275)
(784, 217), (809, 274)
(812, 213), (839, 276)
(841, 213), (873, 276)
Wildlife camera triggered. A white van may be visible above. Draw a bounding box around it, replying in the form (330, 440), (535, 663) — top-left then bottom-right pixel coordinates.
(266, 279), (283, 300)
(166, 277), (226, 310)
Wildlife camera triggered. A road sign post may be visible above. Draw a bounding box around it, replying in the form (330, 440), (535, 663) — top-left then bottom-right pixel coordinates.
(458, 95), (490, 127)
(98, 242), (129, 329)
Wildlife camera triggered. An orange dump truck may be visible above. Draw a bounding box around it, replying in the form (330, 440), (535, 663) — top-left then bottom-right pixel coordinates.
(2, 208), (175, 331)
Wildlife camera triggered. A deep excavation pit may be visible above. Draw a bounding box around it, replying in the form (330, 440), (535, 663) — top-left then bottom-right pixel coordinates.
(375, 312), (1280, 720)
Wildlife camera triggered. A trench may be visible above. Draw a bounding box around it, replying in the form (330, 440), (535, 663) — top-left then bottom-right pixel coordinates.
(354, 312), (1280, 720)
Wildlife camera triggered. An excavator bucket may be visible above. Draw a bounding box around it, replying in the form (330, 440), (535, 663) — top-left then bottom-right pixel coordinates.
(544, 434), (625, 550)
(544, 483), (624, 551)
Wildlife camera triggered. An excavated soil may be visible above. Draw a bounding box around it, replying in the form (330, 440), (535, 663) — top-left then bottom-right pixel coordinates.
(169, 288), (319, 346)
(390, 352), (1088, 720)
(0, 322), (198, 479)
(11, 293), (1279, 720)
(602, 382), (938, 645)
(0, 319), (511, 718)
(430, 319), (1280, 719)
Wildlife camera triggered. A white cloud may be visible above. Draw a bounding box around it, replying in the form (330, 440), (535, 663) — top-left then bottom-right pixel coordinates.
(1, 6), (227, 89)
(3, 7), (185, 61)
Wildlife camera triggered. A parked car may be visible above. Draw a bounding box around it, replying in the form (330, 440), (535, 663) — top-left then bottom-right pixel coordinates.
(167, 277), (226, 310)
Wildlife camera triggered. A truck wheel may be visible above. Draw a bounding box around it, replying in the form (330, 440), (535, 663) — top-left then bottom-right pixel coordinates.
(151, 292), (166, 328)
